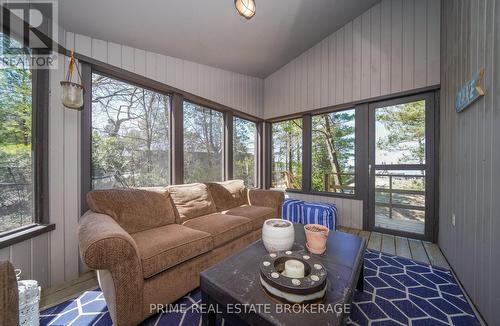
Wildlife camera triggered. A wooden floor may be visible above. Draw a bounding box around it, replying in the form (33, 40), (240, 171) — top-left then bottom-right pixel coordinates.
(40, 227), (450, 310)
(338, 226), (450, 269)
(375, 215), (425, 235)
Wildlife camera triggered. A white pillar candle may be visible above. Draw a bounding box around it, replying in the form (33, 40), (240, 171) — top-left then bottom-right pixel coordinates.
(283, 259), (305, 278)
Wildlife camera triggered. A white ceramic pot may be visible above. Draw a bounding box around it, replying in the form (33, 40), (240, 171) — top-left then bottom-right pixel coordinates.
(262, 219), (295, 253)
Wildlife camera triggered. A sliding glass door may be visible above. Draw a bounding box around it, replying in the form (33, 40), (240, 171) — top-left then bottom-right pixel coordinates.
(368, 93), (436, 240)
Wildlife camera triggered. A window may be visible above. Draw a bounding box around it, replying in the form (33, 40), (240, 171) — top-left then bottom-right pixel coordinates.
(233, 117), (257, 187)
(91, 73), (170, 189)
(0, 32), (47, 233)
(271, 119), (302, 190)
(183, 101), (223, 183)
(311, 109), (356, 194)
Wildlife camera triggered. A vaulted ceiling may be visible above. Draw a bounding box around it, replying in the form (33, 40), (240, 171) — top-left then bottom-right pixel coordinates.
(59, 0), (380, 78)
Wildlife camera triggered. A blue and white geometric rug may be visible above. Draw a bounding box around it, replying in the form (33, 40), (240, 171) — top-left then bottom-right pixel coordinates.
(40, 250), (481, 326)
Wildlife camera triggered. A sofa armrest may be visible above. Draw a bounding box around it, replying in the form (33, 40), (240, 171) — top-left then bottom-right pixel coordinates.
(79, 211), (145, 326)
(78, 211), (141, 271)
(248, 189), (285, 217)
(0, 260), (19, 326)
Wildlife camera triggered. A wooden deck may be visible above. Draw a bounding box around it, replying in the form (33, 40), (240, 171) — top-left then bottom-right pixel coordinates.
(375, 214), (425, 235)
(40, 228), (450, 310)
(338, 226), (450, 269)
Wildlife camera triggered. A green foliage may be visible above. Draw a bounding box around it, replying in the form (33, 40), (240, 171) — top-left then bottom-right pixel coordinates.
(376, 100), (426, 164)
(311, 110), (355, 193)
(183, 102), (223, 183)
(0, 33), (33, 231)
(233, 117), (256, 187)
(91, 74), (170, 188)
(271, 119), (302, 189)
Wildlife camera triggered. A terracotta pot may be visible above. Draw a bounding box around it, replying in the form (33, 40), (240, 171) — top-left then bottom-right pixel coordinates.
(304, 224), (329, 254)
(262, 219), (295, 253)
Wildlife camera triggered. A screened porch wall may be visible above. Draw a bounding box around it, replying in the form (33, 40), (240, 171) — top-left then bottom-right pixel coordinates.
(263, 0), (440, 231)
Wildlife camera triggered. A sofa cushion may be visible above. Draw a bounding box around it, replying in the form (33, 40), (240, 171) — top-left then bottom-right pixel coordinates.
(131, 224), (213, 278)
(182, 214), (253, 248)
(86, 188), (176, 234)
(223, 205), (277, 230)
(167, 183), (217, 223)
(205, 180), (248, 211)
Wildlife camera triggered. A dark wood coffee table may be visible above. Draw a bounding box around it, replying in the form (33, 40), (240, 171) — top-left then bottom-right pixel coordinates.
(200, 224), (366, 326)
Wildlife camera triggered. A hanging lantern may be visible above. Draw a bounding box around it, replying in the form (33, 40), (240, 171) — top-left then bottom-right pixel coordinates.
(60, 50), (84, 110)
(235, 0), (256, 19)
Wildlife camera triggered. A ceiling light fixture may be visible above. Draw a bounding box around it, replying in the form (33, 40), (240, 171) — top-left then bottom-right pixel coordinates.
(235, 0), (256, 20)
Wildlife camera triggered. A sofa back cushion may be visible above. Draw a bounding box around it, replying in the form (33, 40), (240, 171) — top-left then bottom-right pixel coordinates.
(86, 188), (176, 234)
(206, 180), (248, 211)
(167, 183), (216, 223)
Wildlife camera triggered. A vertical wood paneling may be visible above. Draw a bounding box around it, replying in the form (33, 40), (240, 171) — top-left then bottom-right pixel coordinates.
(391, 0), (403, 93)
(328, 33), (336, 106)
(427, 0), (441, 85)
(11, 240), (31, 280)
(0, 247), (9, 261)
(360, 10), (371, 100)
(414, 0), (428, 88)
(133, 49), (146, 76)
(91, 38), (107, 62)
(31, 233), (49, 288)
(352, 16), (362, 101)
(320, 38), (329, 107)
(107, 42), (122, 68)
(49, 49), (66, 287)
(263, 0), (440, 119)
(402, 0), (415, 90)
(380, 0), (392, 95)
(121, 46), (134, 72)
(65, 32), (82, 282)
(335, 28), (344, 104)
(370, 3), (381, 97)
(285, 192), (363, 229)
(440, 0), (499, 324)
(344, 22), (353, 103)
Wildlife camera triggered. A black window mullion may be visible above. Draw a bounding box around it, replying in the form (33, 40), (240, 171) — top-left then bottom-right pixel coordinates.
(31, 62), (50, 223)
(263, 121), (272, 189)
(171, 93), (184, 184)
(80, 63), (92, 214)
(302, 114), (312, 193)
(224, 111), (234, 180)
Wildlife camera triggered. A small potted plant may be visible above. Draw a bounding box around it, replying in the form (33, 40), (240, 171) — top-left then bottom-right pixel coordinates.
(304, 224), (329, 254)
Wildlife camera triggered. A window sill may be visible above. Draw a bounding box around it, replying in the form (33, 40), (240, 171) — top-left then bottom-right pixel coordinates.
(280, 189), (360, 200)
(0, 223), (55, 249)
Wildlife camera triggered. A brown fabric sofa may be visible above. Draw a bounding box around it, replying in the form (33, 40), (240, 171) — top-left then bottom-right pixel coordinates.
(78, 180), (283, 326)
(0, 260), (19, 326)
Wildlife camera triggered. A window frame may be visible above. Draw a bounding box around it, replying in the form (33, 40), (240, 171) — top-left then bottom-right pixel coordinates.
(0, 50), (53, 246)
(182, 99), (225, 184)
(268, 106), (364, 200)
(81, 63), (265, 212)
(270, 117), (305, 191)
(310, 107), (357, 196)
(82, 66), (174, 201)
(232, 115), (258, 188)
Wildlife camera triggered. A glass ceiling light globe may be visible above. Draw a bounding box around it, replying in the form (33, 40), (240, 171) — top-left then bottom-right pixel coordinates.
(235, 0), (256, 19)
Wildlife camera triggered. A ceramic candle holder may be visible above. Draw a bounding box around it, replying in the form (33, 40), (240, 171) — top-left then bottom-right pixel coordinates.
(282, 259), (305, 278)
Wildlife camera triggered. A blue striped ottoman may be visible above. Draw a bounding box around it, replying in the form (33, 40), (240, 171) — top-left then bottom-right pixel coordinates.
(281, 199), (337, 230)
(301, 202), (337, 230)
(281, 199), (304, 223)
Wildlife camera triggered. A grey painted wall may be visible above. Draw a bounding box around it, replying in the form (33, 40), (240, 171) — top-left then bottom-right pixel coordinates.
(263, 0), (441, 119)
(440, 0), (500, 324)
